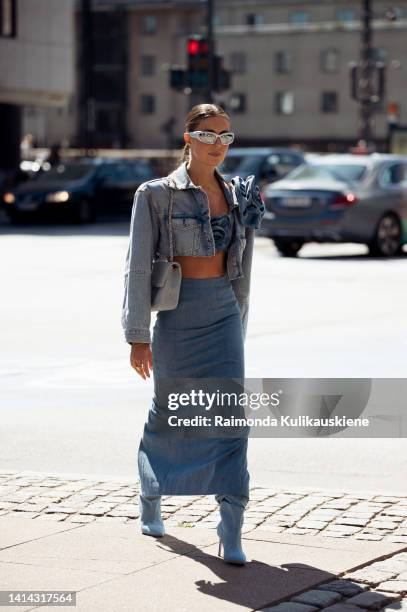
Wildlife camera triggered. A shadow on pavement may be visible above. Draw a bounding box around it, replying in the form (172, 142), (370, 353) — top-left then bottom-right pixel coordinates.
(153, 532), (335, 610)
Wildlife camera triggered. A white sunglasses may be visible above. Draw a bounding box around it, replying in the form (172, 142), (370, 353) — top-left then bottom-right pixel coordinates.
(187, 130), (235, 145)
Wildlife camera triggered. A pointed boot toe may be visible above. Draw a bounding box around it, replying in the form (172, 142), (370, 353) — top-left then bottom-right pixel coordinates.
(141, 522), (165, 537)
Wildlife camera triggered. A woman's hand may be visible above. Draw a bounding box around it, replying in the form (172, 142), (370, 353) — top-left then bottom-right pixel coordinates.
(130, 342), (153, 380)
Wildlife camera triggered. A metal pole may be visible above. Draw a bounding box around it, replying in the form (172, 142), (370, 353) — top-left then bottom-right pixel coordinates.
(80, 0), (94, 151)
(206, 0), (214, 103)
(359, 0), (373, 145)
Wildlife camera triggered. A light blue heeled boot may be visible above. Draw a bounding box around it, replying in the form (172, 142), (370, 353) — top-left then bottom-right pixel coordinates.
(139, 494), (165, 537)
(215, 494), (247, 565)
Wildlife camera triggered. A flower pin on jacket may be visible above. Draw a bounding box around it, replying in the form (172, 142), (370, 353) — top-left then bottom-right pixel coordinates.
(230, 175), (266, 230)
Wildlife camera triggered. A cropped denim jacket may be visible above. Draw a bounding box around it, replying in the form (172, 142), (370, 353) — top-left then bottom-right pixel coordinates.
(121, 161), (265, 344)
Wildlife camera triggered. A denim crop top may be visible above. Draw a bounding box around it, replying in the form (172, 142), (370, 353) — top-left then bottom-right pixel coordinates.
(210, 211), (234, 252)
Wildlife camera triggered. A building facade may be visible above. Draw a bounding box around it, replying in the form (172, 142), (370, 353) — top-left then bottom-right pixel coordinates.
(0, 0), (75, 168)
(28, 0), (407, 152)
(211, 0), (406, 150)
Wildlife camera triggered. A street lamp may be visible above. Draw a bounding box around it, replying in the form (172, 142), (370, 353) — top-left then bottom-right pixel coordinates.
(349, 0), (387, 152)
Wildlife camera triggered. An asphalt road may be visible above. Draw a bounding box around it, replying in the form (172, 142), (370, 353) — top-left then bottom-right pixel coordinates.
(1, 215), (406, 493)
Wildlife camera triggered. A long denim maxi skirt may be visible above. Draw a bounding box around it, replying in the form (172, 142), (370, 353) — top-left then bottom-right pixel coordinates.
(137, 273), (250, 497)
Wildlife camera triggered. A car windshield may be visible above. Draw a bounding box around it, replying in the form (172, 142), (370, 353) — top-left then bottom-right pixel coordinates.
(285, 163), (367, 183)
(218, 155), (263, 175)
(36, 163), (95, 182)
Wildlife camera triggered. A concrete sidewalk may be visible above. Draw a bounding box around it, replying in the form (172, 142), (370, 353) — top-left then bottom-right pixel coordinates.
(0, 516), (406, 611)
(0, 472), (406, 611)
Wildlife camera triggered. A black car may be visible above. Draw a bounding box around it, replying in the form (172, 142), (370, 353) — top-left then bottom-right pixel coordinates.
(1, 167), (31, 211)
(217, 147), (306, 190)
(3, 158), (158, 224)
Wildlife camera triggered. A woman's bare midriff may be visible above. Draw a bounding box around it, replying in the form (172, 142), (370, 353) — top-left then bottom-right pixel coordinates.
(173, 251), (227, 278)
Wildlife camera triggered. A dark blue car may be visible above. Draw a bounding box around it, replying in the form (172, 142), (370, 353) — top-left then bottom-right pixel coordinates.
(3, 158), (157, 224)
(217, 147), (306, 191)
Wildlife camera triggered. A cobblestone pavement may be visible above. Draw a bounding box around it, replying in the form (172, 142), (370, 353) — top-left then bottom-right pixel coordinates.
(1, 471), (406, 611)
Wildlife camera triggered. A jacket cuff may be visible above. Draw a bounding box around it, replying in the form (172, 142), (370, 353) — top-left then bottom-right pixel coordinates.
(125, 328), (151, 344)
(237, 299), (249, 342)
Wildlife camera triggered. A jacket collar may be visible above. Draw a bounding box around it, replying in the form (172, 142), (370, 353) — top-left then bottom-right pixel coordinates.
(168, 160), (229, 190)
(167, 161), (238, 209)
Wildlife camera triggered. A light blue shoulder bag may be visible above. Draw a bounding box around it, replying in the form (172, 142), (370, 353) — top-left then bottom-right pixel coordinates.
(151, 179), (182, 311)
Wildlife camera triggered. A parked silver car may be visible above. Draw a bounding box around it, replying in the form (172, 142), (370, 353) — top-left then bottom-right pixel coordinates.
(260, 154), (407, 257)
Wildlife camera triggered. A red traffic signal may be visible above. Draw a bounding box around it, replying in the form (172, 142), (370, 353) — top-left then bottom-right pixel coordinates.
(188, 40), (200, 55)
(187, 36), (210, 89)
(187, 38), (209, 56)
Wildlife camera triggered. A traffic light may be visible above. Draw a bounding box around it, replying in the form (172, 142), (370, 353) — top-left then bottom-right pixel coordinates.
(350, 61), (386, 103)
(186, 36), (210, 90)
(213, 55), (231, 93)
(387, 101), (400, 126)
(170, 67), (185, 91)
(168, 36), (232, 94)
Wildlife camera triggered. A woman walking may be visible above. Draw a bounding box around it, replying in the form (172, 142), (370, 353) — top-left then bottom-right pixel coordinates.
(121, 103), (264, 565)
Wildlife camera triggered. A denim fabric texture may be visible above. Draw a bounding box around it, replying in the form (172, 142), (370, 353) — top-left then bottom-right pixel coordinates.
(121, 161), (265, 344)
(138, 274), (250, 496)
(210, 212), (234, 252)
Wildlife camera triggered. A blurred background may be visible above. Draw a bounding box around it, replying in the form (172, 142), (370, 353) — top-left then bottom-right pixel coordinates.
(1, 0), (407, 155)
(0, 0), (406, 489)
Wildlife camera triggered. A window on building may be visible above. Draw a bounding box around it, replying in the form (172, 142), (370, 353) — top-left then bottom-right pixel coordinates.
(141, 14), (157, 34)
(275, 50), (292, 74)
(336, 8), (357, 22)
(95, 108), (123, 136)
(93, 69), (125, 102)
(321, 49), (340, 73)
(291, 10), (310, 24)
(92, 11), (126, 65)
(141, 55), (155, 77)
(0, 0), (16, 37)
(141, 95), (155, 114)
(229, 93), (246, 113)
(229, 52), (247, 74)
(246, 13), (264, 26)
(389, 6), (403, 19)
(321, 92), (338, 113)
(213, 14), (221, 26)
(275, 92), (294, 115)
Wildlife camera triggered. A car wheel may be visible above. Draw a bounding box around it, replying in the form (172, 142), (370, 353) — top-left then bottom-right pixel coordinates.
(72, 200), (95, 224)
(368, 213), (402, 257)
(273, 238), (304, 257)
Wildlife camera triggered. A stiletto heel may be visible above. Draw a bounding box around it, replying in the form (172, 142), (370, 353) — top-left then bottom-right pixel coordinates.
(139, 494), (165, 537)
(216, 497), (247, 565)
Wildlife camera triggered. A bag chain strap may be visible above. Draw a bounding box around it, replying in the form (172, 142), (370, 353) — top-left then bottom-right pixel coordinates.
(168, 179), (174, 263)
